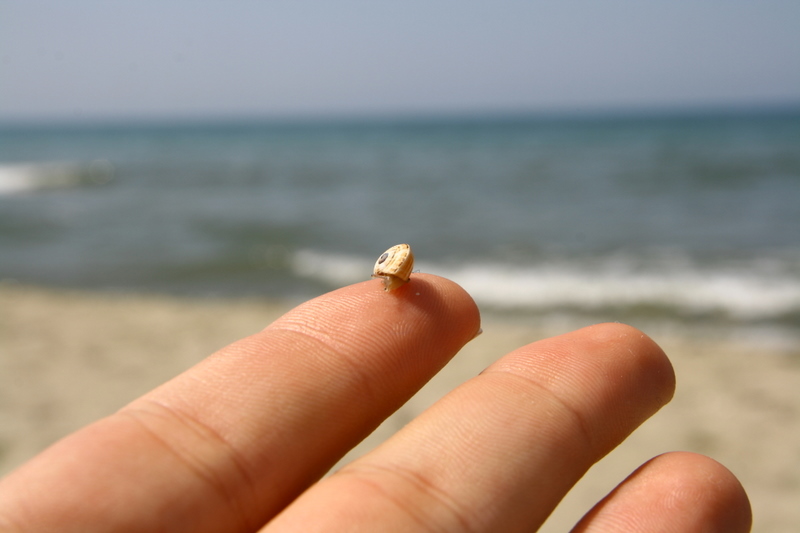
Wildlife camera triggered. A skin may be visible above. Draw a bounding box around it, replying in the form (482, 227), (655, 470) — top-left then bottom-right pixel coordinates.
(0, 274), (751, 532)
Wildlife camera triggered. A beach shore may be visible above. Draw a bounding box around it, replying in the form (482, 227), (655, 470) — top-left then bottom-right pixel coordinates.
(1, 283), (798, 531)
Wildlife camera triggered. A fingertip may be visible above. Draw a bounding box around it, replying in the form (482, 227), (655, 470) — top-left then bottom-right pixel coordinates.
(574, 452), (752, 533)
(652, 452), (752, 532)
(371, 272), (479, 314)
(328, 272), (482, 343)
(253, 272), (482, 406)
(488, 322), (677, 450)
(579, 322), (676, 402)
(402, 273), (481, 330)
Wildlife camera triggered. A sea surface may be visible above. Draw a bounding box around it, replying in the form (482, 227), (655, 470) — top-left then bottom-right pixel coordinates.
(2, 111), (800, 338)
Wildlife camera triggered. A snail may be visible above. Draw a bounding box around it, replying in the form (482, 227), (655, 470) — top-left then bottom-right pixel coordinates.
(372, 244), (414, 291)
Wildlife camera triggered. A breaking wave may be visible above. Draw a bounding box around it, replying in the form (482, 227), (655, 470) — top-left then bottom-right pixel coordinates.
(0, 161), (113, 195)
(291, 249), (800, 322)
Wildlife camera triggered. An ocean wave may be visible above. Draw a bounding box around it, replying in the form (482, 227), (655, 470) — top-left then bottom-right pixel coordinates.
(0, 161), (114, 195)
(291, 249), (368, 286)
(291, 249), (800, 322)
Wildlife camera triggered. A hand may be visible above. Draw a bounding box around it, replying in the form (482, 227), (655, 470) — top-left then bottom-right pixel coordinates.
(0, 274), (750, 532)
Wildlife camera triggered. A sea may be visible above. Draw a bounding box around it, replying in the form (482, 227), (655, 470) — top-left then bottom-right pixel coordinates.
(2, 110), (800, 341)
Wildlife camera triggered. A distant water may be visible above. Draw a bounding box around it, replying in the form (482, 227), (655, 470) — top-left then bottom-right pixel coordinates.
(2, 111), (800, 335)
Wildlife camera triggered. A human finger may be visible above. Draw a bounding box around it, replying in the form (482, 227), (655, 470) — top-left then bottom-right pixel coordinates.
(571, 452), (751, 532)
(0, 274), (480, 533)
(264, 323), (675, 532)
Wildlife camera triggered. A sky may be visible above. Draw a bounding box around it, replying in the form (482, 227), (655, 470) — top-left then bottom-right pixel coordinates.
(1, 1), (800, 123)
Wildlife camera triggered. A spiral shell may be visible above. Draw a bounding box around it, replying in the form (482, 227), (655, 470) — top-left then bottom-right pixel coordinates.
(372, 244), (414, 291)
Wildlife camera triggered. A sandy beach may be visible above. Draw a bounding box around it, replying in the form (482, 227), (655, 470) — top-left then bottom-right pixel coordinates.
(1, 283), (798, 531)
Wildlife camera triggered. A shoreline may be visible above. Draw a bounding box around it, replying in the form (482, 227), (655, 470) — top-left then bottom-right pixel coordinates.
(2, 283), (798, 531)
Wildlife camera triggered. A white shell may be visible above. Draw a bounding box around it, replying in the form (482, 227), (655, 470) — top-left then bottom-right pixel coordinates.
(372, 244), (414, 291)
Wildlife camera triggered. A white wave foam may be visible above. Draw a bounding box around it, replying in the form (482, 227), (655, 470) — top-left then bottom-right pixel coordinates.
(446, 263), (800, 319)
(0, 161), (113, 195)
(290, 249), (800, 320)
(290, 249), (368, 286)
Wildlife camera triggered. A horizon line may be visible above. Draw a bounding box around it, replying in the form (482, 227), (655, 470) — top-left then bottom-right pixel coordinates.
(2, 101), (800, 130)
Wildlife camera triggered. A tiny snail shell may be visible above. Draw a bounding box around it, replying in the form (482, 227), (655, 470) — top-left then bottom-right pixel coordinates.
(372, 243), (414, 291)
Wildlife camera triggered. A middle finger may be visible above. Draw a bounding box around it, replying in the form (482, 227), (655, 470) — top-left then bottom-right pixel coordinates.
(266, 323), (675, 532)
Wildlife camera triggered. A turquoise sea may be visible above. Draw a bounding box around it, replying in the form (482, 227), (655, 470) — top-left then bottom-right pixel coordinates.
(2, 110), (799, 336)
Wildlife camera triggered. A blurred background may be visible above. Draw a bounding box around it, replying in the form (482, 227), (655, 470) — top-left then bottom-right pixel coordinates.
(2, 1), (799, 339)
(1, 2), (800, 530)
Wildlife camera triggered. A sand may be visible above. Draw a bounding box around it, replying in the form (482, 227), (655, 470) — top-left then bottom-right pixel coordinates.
(1, 283), (798, 531)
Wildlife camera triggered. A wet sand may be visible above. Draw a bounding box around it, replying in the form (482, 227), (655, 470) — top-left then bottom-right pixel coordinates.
(1, 283), (798, 531)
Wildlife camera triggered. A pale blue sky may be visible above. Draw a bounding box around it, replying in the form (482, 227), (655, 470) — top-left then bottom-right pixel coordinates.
(2, 1), (799, 122)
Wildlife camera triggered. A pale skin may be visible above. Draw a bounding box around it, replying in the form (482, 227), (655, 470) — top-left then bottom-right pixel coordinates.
(0, 274), (751, 532)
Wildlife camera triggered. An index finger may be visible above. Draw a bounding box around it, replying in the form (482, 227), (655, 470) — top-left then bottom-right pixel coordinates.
(0, 274), (480, 532)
